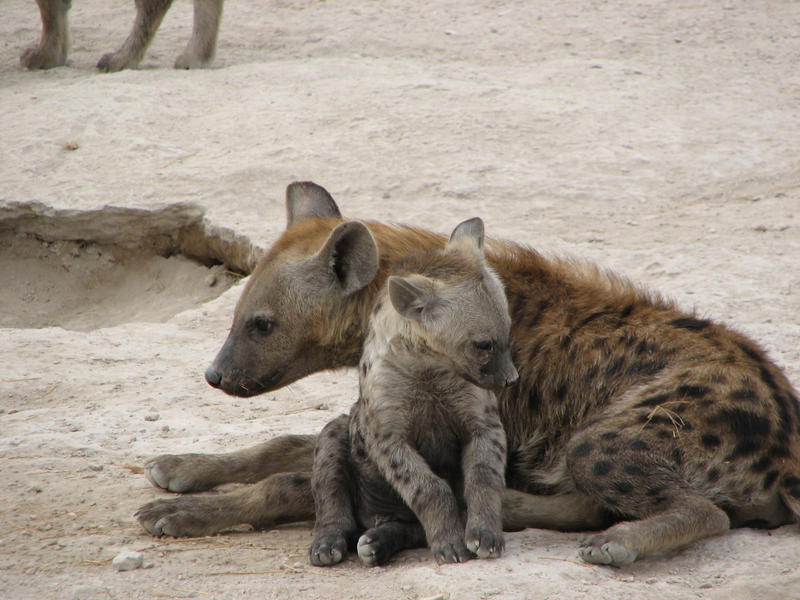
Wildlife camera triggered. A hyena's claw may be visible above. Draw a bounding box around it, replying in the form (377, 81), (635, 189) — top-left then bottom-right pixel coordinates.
(310, 527), (348, 566)
(465, 527), (505, 559)
(432, 538), (474, 564)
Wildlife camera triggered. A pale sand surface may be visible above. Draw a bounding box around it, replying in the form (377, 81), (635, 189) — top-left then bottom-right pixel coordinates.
(1, 1), (799, 598)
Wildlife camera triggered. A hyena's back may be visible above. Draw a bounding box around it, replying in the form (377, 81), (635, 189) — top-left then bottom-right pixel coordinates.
(492, 246), (800, 557)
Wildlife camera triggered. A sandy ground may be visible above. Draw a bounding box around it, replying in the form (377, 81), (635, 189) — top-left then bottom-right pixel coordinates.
(2, 1), (800, 598)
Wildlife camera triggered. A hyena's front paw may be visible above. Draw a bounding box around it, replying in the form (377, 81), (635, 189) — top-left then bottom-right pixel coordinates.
(310, 526), (349, 566)
(144, 454), (217, 493)
(97, 51), (139, 73)
(135, 497), (227, 538)
(20, 44), (66, 69)
(578, 531), (639, 567)
(174, 49), (213, 70)
(430, 535), (474, 565)
(465, 525), (504, 559)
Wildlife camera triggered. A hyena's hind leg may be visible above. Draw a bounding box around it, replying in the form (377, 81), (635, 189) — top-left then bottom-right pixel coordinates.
(136, 471), (314, 537)
(21, 0), (71, 69)
(145, 434), (316, 493)
(174, 0), (224, 69)
(566, 425), (729, 566)
(97, 0), (175, 72)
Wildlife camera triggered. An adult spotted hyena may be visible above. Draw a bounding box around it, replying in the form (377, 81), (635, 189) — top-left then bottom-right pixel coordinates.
(136, 182), (800, 566)
(21, 0), (222, 71)
(311, 218), (515, 566)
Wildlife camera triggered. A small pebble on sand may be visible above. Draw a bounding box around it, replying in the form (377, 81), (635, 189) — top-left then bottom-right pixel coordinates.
(112, 550), (144, 572)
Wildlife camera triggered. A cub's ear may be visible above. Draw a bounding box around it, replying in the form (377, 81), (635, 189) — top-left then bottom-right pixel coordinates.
(388, 276), (439, 321)
(286, 181), (342, 228)
(313, 221), (378, 295)
(446, 217), (485, 253)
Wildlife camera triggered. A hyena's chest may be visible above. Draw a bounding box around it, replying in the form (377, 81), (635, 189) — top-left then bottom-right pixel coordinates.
(408, 407), (464, 482)
(352, 391), (467, 487)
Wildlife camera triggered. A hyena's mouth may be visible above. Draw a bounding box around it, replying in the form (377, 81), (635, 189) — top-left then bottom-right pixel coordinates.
(225, 370), (285, 397)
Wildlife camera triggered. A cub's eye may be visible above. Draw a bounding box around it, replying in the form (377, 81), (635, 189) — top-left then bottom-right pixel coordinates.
(474, 340), (494, 352)
(252, 317), (275, 335)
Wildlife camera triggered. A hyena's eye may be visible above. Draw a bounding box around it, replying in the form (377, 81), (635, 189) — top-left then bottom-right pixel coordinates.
(474, 340), (494, 352)
(252, 316), (275, 336)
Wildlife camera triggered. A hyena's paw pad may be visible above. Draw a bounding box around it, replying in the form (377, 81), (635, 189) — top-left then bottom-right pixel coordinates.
(578, 533), (638, 567)
(134, 497), (222, 538)
(431, 536), (474, 565)
(465, 526), (505, 559)
(144, 454), (212, 493)
(310, 527), (348, 566)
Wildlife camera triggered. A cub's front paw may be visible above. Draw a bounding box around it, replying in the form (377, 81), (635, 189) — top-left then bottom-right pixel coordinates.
(465, 525), (505, 559)
(430, 535), (473, 564)
(310, 526), (349, 566)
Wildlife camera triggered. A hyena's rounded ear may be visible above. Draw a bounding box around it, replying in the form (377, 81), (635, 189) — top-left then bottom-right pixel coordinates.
(446, 217), (485, 254)
(388, 276), (439, 322)
(313, 221), (378, 295)
(285, 181), (342, 228)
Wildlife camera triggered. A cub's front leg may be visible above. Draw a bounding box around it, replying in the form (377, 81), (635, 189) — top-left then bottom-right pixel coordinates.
(461, 416), (507, 558)
(309, 415), (358, 566)
(372, 435), (472, 564)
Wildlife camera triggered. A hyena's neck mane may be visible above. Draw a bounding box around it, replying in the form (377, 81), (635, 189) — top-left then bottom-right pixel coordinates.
(323, 221), (447, 366)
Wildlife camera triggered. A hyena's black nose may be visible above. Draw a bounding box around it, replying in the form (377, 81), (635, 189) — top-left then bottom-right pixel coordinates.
(205, 365), (222, 388)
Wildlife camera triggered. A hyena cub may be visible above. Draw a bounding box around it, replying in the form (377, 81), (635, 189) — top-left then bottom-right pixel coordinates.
(310, 217), (518, 566)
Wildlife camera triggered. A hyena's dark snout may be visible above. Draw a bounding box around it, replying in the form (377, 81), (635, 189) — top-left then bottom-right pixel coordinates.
(479, 349), (519, 389)
(205, 364), (223, 389)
